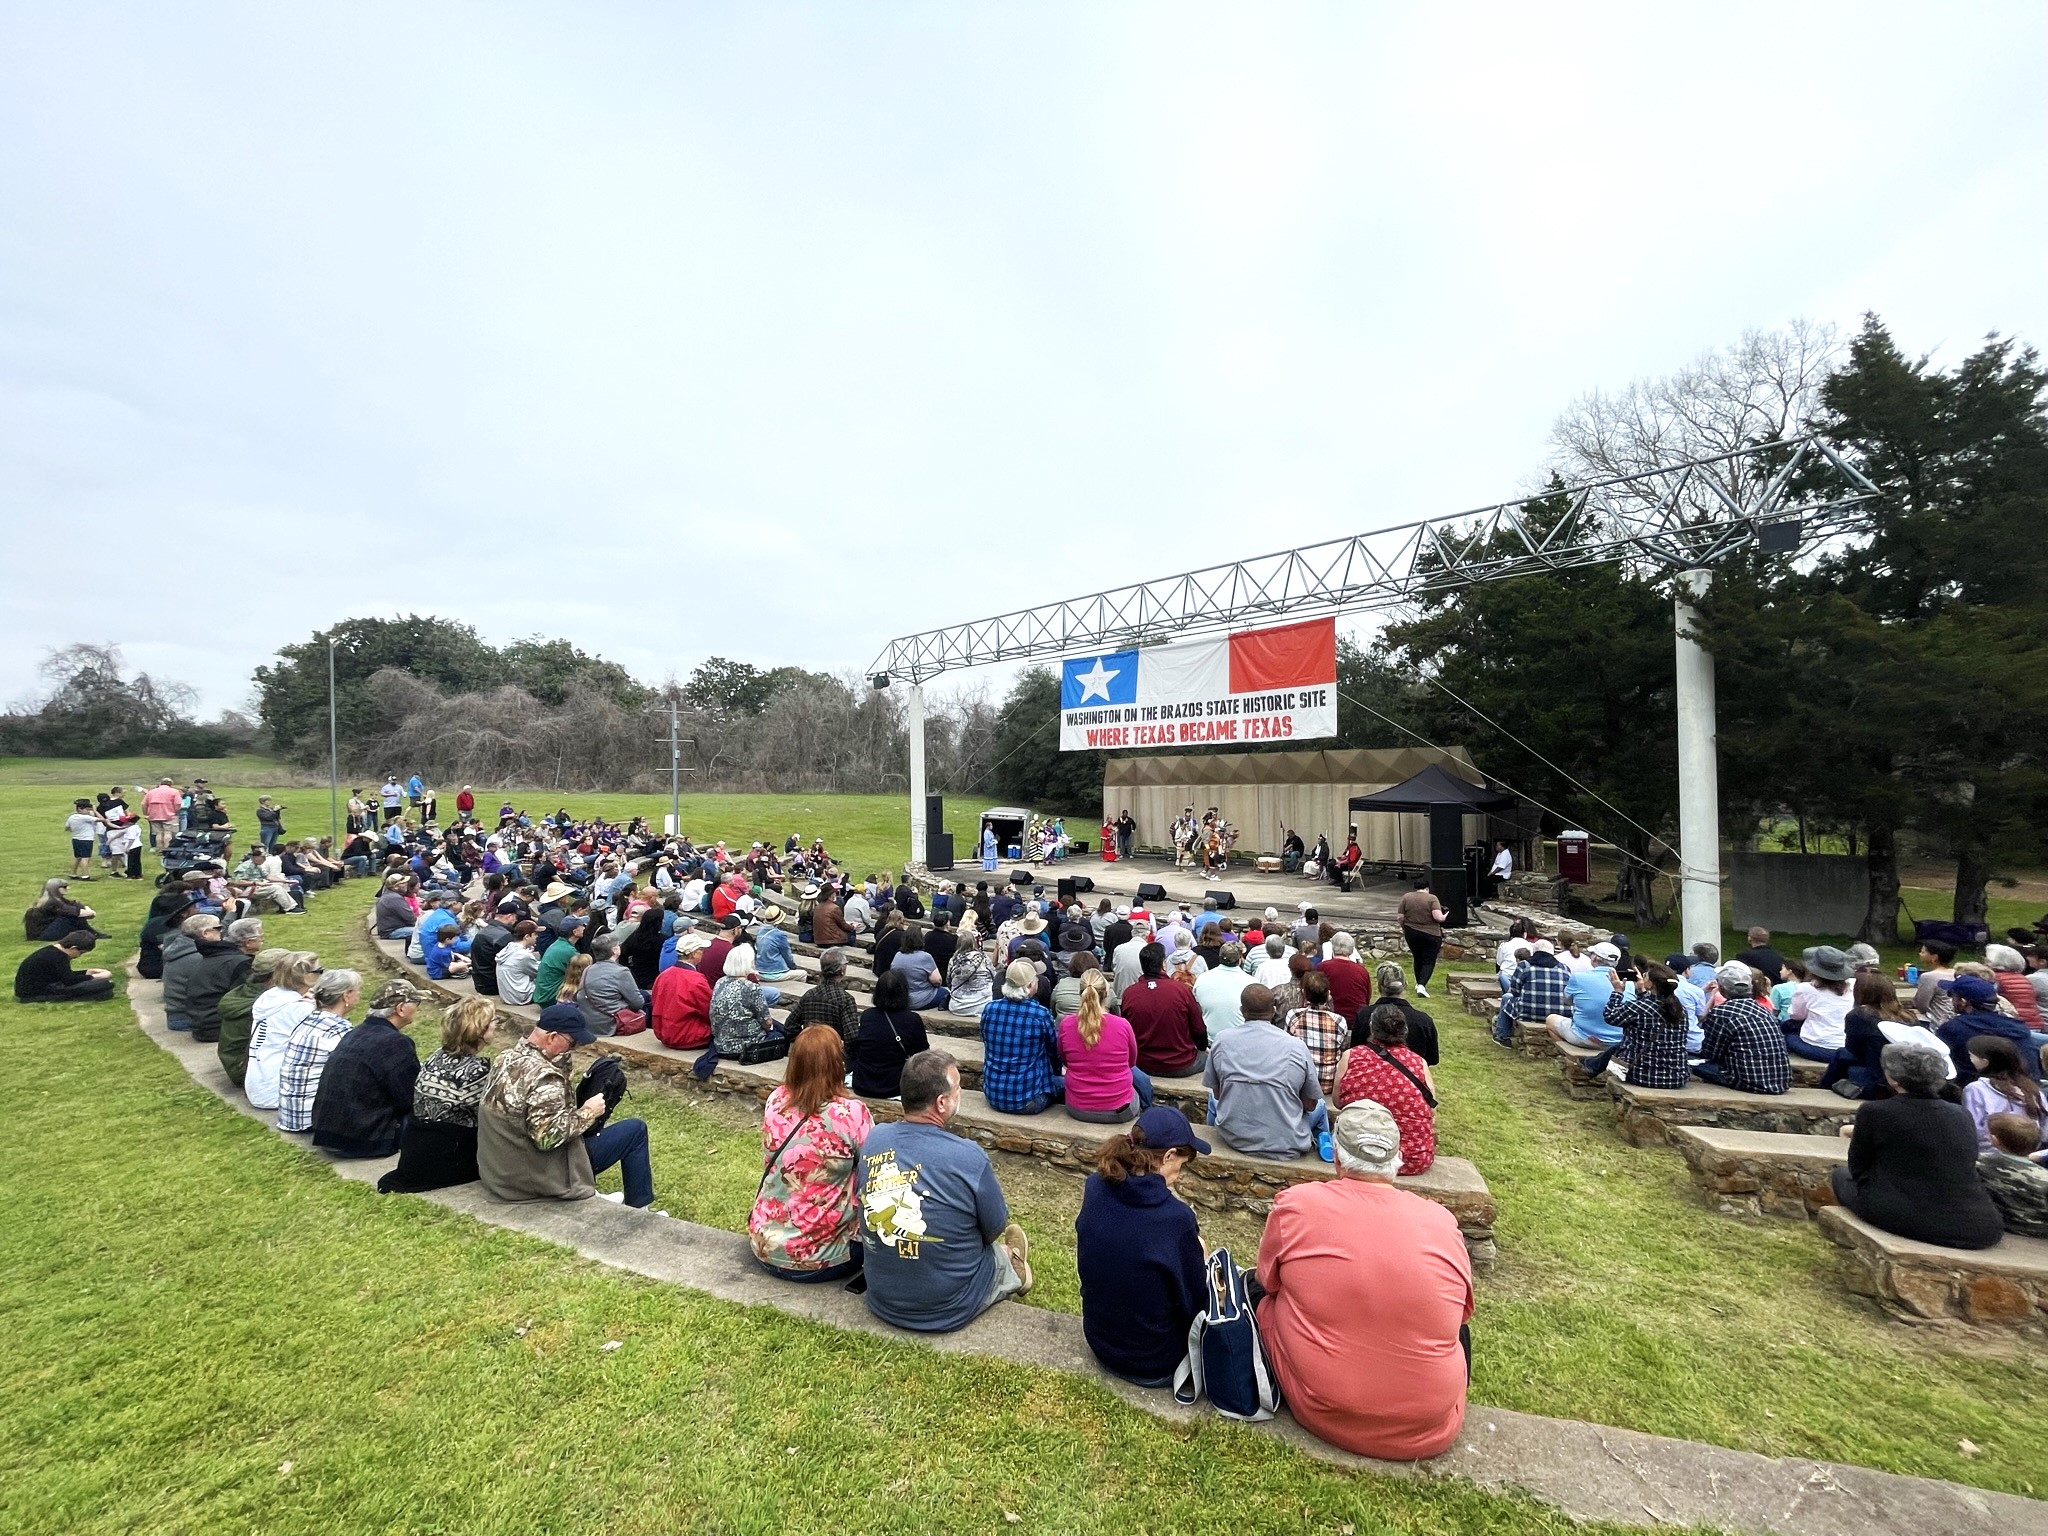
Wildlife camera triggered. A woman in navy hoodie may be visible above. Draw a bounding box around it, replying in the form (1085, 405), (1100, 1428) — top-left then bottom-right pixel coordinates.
(1074, 1106), (1211, 1387)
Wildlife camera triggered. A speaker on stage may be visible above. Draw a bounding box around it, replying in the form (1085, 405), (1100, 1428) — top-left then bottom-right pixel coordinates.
(1056, 877), (1077, 905)
(1069, 874), (1094, 894)
(1010, 868), (1036, 888)
(925, 795), (945, 844)
(1210, 890), (1236, 910)
(928, 832), (954, 872)
(1135, 881), (1168, 903)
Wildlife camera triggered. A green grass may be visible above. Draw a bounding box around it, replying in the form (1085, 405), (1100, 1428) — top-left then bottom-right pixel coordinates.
(3, 755), (2043, 1531)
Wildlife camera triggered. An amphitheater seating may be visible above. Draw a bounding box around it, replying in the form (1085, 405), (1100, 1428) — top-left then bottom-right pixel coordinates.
(1669, 1126), (1846, 1219)
(1818, 1205), (2048, 1327)
(368, 919), (1499, 1269)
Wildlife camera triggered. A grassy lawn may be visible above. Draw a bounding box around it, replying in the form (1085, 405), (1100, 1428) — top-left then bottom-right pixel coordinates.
(4, 757), (2044, 1531)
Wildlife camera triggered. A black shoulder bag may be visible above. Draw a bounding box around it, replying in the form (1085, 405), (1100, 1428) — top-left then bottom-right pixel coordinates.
(1368, 1043), (1437, 1109)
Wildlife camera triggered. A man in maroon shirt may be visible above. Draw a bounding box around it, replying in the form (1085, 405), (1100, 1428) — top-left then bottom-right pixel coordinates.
(1320, 931), (1373, 1020)
(1119, 942), (1209, 1078)
(697, 913), (742, 990)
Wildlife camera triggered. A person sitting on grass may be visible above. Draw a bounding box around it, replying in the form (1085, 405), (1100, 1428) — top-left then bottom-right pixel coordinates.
(848, 968), (931, 1099)
(276, 969), (364, 1133)
(23, 877), (101, 943)
(979, 959), (1064, 1115)
(243, 952), (322, 1112)
(1204, 984), (1330, 1162)
(1690, 963), (1790, 1095)
(1075, 1106), (1210, 1387)
(15, 929), (114, 1004)
(1256, 1101), (1474, 1461)
(311, 977), (423, 1158)
(855, 1050), (1032, 1332)
(1962, 1036), (2047, 1151)
(1059, 969), (1152, 1124)
(478, 1010), (657, 1209)
(380, 995), (495, 1193)
(787, 947), (860, 1043)
(1831, 1043), (2003, 1250)
(1977, 1113), (2048, 1239)
(750, 1025), (875, 1283)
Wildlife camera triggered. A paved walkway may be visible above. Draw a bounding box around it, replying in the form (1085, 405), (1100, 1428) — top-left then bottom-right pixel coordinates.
(127, 969), (2045, 1536)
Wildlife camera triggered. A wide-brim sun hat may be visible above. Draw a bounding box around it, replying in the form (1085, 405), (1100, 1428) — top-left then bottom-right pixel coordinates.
(1802, 945), (1853, 983)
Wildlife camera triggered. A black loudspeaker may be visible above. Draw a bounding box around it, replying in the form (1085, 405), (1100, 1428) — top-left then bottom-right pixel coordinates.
(929, 832), (954, 872)
(1210, 890), (1236, 910)
(925, 795), (945, 843)
(1135, 881), (1169, 903)
(1010, 868), (1036, 887)
(1070, 874), (1094, 894)
(1056, 877), (1077, 904)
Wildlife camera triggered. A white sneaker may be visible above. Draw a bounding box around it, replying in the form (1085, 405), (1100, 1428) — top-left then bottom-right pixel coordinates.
(598, 1191), (624, 1204)
(1414, 984), (1429, 998)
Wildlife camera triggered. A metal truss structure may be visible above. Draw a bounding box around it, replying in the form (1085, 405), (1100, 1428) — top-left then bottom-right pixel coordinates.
(868, 437), (1879, 682)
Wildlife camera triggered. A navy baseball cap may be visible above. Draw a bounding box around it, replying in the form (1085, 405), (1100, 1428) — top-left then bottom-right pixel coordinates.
(1939, 974), (1999, 1007)
(1134, 1105), (1210, 1156)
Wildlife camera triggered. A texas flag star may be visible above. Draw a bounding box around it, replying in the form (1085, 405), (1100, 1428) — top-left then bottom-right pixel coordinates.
(1073, 657), (1120, 702)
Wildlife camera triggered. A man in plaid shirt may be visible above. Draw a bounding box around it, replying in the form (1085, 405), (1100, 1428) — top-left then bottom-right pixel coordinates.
(1282, 969), (1349, 1098)
(1495, 947), (1572, 1046)
(1692, 963), (1790, 1094)
(276, 969), (362, 1132)
(978, 959), (1065, 1114)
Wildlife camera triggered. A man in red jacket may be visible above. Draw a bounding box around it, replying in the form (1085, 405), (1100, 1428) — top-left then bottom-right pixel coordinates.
(651, 932), (713, 1049)
(1119, 943), (1209, 1078)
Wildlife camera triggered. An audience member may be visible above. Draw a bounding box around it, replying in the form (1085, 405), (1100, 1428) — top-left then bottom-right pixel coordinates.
(1333, 1003), (1436, 1174)
(1370, 962), (1439, 1065)
(1319, 932), (1371, 1018)
(244, 952), (321, 1110)
(1256, 1102), (1473, 1459)
(1784, 946), (1853, 1062)
(15, 929), (114, 1003)
(1121, 943), (1209, 1079)
(750, 1026), (875, 1282)
(1192, 942), (1254, 1038)
(1075, 1107), (1209, 1386)
(217, 946), (285, 1087)
(478, 1012), (657, 1208)
(855, 1050), (1031, 1331)
(1282, 969), (1348, 1099)
(1058, 969), (1151, 1124)
(577, 935), (649, 1038)
(1691, 963), (1790, 1095)
(1831, 1044), (2003, 1250)
(1978, 1114), (2048, 1239)
(1962, 1036), (2047, 1151)
(945, 919), (997, 1020)
(1936, 974), (2042, 1088)
(848, 969), (931, 1098)
(1204, 984), (1328, 1161)
(494, 921), (544, 1006)
(1604, 963), (1691, 1089)
(310, 977), (423, 1156)
(380, 996), (495, 1193)
(650, 931), (714, 1048)
(788, 947), (861, 1042)
(277, 969), (364, 1133)
(979, 960), (1064, 1113)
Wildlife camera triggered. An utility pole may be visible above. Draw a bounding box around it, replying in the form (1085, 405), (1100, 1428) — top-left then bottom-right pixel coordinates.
(327, 637), (339, 845)
(906, 682), (927, 870)
(669, 692), (681, 837)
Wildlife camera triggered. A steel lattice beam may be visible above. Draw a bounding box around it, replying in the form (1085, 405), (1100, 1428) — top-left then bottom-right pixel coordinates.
(868, 438), (1879, 682)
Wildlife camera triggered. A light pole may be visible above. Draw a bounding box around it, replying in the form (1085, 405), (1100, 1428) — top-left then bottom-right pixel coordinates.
(668, 692), (681, 836)
(327, 637), (339, 845)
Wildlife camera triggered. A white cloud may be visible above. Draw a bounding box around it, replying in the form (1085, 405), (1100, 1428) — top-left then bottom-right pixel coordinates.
(1, 1), (2042, 713)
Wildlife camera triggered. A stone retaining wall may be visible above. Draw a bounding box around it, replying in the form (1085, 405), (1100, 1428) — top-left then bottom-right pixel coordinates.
(1671, 1130), (1843, 1220)
(1820, 1207), (2048, 1328)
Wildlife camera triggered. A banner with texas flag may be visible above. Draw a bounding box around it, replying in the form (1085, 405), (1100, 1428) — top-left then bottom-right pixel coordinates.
(1057, 617), (1338, 751)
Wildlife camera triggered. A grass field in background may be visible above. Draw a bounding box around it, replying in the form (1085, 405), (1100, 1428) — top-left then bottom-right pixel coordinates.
(2, 757), (2044, 1530)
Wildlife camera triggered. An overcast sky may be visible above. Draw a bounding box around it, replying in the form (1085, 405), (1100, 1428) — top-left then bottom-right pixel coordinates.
(3, 2), (2044, 716)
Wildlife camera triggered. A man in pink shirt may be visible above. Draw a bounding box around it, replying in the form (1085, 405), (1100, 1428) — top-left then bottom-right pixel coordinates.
(1256, 1101), (1473, 1460)
(142, 777), (183, 850)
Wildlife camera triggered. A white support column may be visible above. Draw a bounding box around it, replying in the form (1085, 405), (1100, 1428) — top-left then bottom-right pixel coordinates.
(906, 682), (927, 872)
(1673, 570), (1723, 955)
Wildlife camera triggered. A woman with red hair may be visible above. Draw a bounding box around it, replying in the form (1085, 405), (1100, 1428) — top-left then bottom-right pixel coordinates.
(749, 1025), (874, 1282)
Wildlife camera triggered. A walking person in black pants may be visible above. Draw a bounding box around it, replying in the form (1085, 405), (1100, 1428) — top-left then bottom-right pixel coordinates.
(1394, 877), (1447, 1000)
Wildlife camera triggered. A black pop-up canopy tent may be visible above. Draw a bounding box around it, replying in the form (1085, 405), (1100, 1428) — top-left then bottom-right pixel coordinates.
(1349, 764), (1517, 928)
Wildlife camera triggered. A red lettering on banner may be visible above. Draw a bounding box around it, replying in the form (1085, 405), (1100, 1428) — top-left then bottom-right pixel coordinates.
(1177, 719), (1240, 744)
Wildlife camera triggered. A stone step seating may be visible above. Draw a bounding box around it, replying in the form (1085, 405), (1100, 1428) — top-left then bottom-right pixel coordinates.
(1452, 973), (1501, 1018)
(366, 924), (1498, 1268)
(1818, 1205), (2048, 1328)
(1552, 1042), (1856, 1142)
(1669, 1127), (1846, 1220)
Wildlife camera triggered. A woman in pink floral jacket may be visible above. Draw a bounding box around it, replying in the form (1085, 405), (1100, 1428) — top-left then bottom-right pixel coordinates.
(750, 1025), (875, 1282)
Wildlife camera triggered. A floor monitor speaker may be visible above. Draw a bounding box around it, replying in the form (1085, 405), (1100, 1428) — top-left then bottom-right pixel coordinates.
(1135, 881), (1169, 903)
(1210, 890), (1236, 910)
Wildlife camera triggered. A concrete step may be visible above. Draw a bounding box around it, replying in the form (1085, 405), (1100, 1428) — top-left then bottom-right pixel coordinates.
(1819, 1205), (2048, 1327)
(1609, 1080), (1858, 1147)
(1669, 1127), (1847, 1220)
